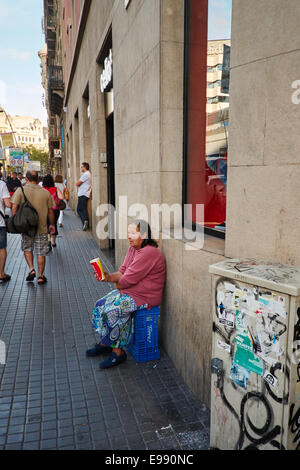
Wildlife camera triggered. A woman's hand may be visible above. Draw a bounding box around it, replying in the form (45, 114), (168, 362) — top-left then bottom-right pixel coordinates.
(95, 271), (122, 284)
(103, 271), (111, 282)
(94, 271), (110, 282)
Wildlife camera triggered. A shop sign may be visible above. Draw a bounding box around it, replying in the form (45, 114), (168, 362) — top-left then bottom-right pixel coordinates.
(0, 132), (15, 148)
(100, 49), (113, 93)
(25, 161), (41, 171)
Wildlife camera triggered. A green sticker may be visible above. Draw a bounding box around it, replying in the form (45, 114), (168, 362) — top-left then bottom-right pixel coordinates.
(236, 309), (245, 332)
(233, 333), (264, 376)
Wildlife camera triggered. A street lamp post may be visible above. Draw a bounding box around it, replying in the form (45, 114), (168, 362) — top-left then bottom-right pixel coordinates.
(0, 107), (21, 178)
(0, 106), (18, 147)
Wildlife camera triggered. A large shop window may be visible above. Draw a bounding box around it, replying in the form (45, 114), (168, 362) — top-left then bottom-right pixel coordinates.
(184, 0), (232, 237)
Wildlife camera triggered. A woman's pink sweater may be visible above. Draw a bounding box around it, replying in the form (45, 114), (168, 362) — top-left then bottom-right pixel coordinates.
(118, 245), (166, 307)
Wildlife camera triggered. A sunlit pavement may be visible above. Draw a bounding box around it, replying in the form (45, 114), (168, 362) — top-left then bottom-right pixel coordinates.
(0, 208), (210, 450)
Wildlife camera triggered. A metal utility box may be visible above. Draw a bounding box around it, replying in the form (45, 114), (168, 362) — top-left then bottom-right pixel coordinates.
(209, 258), (300, 450)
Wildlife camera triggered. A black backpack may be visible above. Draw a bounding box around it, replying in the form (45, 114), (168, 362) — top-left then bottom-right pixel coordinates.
(4, 186), (39, 237)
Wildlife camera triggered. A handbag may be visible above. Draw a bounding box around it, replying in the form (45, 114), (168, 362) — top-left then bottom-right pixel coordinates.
(63, 186), (69, 201)
(55, 189), (66, 211)
(57, 199), (66, 211)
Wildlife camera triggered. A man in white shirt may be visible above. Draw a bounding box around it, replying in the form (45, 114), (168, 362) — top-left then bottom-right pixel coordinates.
(76, 162), (91, 231)
(0, 180), (12, 282)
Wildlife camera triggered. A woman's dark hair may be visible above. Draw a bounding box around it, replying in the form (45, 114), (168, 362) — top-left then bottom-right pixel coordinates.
(132, 219), (158, 248)
(55, 174), (63, 183)
(42, 174), (55, 188)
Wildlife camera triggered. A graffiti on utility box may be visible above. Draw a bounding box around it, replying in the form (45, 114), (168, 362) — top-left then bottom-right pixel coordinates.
(216, 280), (287, 389)
(211, 275), (300, 450)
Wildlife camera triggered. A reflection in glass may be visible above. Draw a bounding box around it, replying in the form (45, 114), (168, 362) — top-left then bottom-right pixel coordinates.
(185, 0), (232, 234)
(205, 0), (231, 231)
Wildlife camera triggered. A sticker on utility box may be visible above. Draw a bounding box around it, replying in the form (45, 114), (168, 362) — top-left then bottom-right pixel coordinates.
(263, 370), (278, 388)
(218, 303), (235, 328)
(217, 340), (231, 353)
(233, 333), (264, 376)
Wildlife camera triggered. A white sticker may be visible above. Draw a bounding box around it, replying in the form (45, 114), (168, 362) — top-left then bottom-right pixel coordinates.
(224, 282), (235, 292)
(217, 291), (225, 305)
(263, 370), (278, 388)
(218, 307), (235, 328)
(271, 300), (287, 319)
(217, 340), (231, 353)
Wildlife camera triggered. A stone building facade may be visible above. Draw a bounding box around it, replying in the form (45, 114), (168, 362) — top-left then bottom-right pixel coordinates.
(0, 114), (48, 152)
(42, 0), (300, 408)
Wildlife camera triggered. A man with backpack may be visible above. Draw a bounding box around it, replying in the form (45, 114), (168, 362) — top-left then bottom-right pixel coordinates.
(0, 179), (12, 283)
(11, 171), (55, 285)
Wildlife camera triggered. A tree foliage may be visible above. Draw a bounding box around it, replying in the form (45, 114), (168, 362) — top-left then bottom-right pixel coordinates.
(22, 145), (49, 172)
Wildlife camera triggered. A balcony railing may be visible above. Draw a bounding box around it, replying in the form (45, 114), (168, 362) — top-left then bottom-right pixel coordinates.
(48, 65), (64, 91)
(48, 125), (58, 140)
(46, 29), (56, 50)
(47, 14), (56, 29)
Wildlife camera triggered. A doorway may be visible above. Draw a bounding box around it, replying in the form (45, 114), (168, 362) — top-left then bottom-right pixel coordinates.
(106, 113), (115, 250)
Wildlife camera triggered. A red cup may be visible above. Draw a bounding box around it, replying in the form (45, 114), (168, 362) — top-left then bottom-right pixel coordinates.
(90, 257), (106, 281)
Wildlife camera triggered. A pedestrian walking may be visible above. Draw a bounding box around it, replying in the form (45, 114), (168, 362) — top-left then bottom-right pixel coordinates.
(18, 172), (26, 186)
(0, 180), (12, 283)
(11, 170), (55, 285)
(86, 219), (166, 369)
(76, 162), (91, 231)
(54, 174), (66, 227)
(42, 174), (64, 249)
(6, 171), (22, 197)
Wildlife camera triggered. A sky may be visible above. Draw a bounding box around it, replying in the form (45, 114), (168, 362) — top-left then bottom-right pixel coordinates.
(0, 0), (232, 126)
(208, 0), (232, 40)
(0, 0), (47, 125)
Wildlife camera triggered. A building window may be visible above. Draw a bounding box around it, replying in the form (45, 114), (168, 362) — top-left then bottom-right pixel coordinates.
(184, 0), (232, 237)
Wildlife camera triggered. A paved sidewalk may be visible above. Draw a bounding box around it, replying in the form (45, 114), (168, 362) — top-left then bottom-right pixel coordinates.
(0, 209), (210, 450)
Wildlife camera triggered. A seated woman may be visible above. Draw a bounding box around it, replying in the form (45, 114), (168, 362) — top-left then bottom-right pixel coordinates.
(86, 219), (166, 369)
